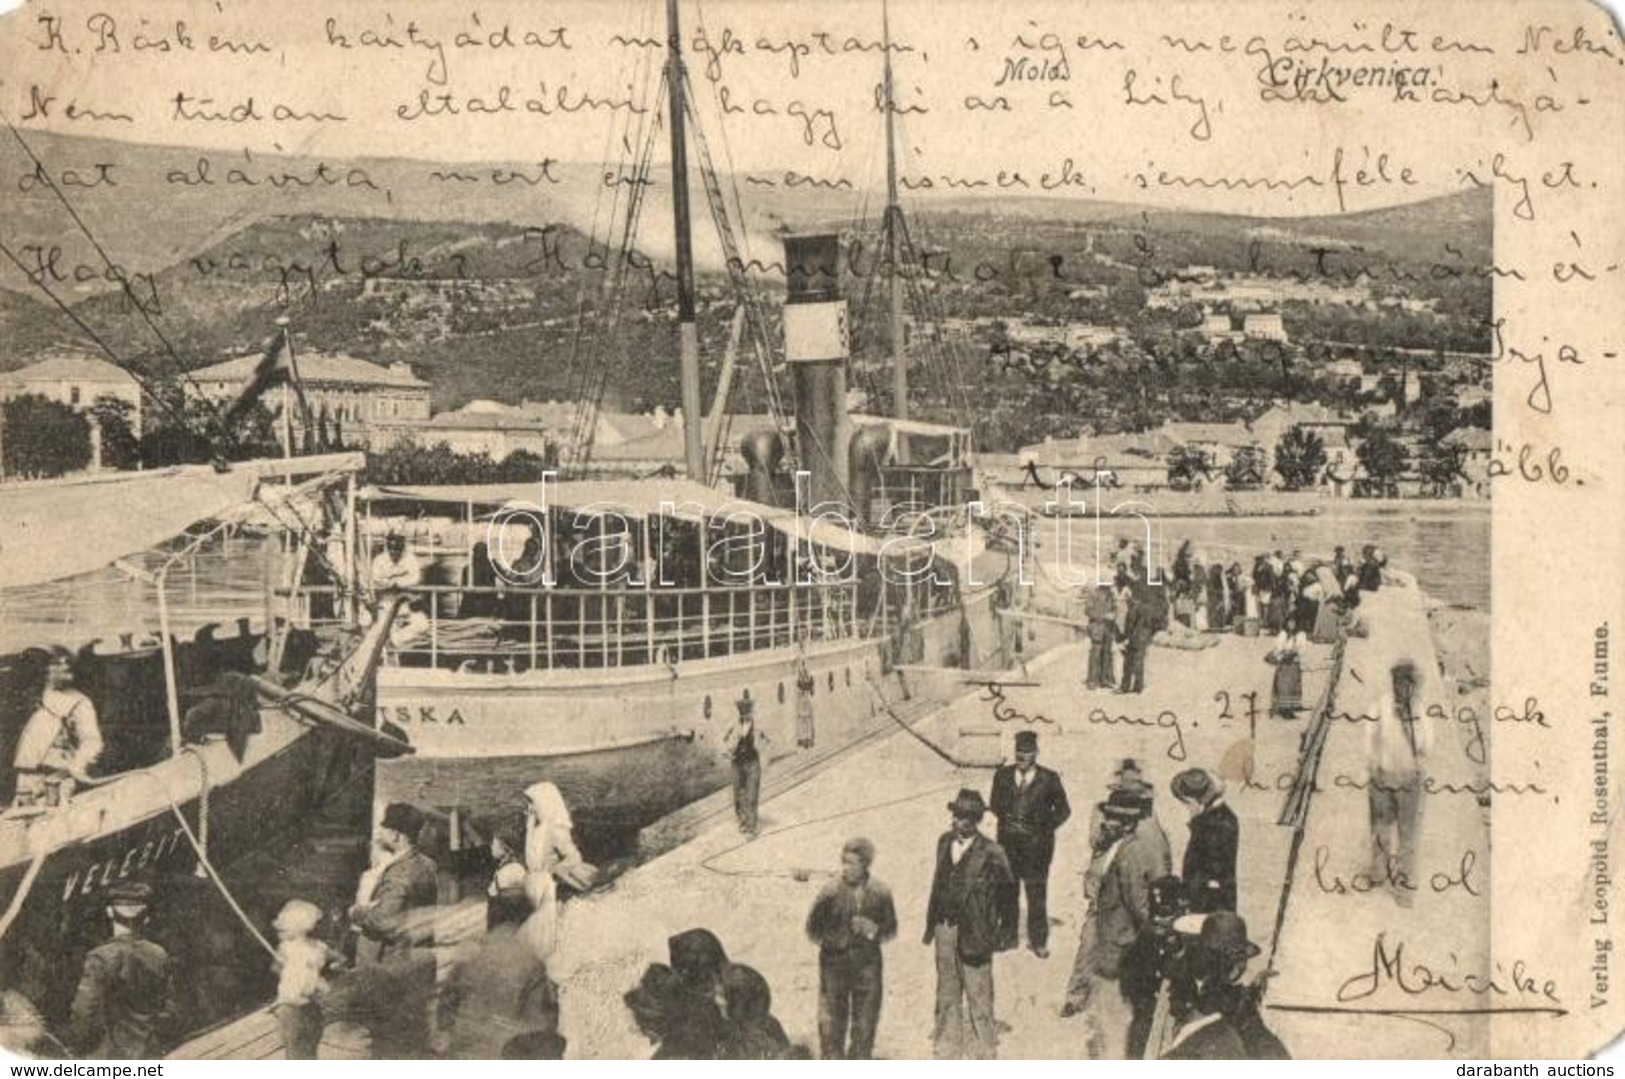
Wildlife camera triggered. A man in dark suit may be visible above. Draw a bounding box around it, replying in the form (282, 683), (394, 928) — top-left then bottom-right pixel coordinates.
(1118, 582), (1167, 695)
(988, 730), (1071, 958)
(351, 802), (440, 964)
(1161, 912), (1288, 1060)
(923, 789), (1018, 1059)
(1171, 769), (1240, 913)
(350, 802), (441, 1055)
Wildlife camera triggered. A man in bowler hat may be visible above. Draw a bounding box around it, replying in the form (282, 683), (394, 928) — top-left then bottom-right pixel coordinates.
(988, 730), (1071, 957)
(923, 789), (1018, 1059)
(66, 879), (179, 1059)
(1161, 911), (1288, 1059)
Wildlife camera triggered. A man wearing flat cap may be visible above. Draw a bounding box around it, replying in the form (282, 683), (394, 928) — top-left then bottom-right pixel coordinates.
(923, 789), (1017, 1059)
(988, 730), (1071, 958)
(351, 802), (439, 965)
(66, 879), (179, 1059)
(806, 837), (898, 1058)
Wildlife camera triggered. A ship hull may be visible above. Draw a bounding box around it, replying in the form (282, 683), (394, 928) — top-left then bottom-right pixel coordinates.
(0, 711), (369, 1037)
(375, 585), (1019, 839)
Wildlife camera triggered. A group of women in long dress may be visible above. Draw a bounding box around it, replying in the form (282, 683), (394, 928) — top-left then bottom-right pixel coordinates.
(1157, 540), (1388, 719)
(436, 781), (599, 1059)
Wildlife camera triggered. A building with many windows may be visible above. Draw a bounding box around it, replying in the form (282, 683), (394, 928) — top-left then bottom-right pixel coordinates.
(371, 400), (552, 459)
(187, 350), (430, 448)
(0, 354), (144, 431)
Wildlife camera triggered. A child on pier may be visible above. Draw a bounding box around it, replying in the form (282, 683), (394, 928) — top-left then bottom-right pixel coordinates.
(272, 899), (337, 1060)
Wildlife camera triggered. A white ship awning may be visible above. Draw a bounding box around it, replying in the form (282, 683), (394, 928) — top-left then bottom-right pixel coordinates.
(362, 480), (927, 559)
(361, 479), (743, 518)
(0, 467), (249, 588)
(0, 454), (363, 589)
(761, 514), (931, 560)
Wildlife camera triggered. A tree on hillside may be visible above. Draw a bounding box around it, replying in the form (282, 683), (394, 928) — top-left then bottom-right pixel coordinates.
(2, 394), (92, 478)
(1225, 444), (1268, 490)
(1356, 427), (1409, 498)
(90, 396), (141, 471)
(1273, 426), (1327, 491)
(1418, 439), (1468, 497)
(138, 383), (280, 467)
(362, 441), (552, 486)
(1166, 444), (1215, 491)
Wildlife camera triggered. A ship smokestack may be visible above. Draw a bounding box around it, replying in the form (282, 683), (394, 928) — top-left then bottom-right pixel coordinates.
(783, 234), (850, 512)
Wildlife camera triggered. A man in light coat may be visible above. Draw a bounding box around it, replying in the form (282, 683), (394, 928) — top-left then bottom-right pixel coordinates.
(1063, 789), (1172, 1058)
(1366, 659), (1434, 904)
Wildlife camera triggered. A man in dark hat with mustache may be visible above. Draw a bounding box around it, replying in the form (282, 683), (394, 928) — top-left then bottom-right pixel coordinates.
(1062, 788), (1171, 1056)
(923, 789), (1017, 1059)
(350, 802), (438, 965)
(65, 879), (179, 1059)
(988, 730), (1071, 958)
(1161, 911), (1288, 1059)
(348, 802), (441, 1053)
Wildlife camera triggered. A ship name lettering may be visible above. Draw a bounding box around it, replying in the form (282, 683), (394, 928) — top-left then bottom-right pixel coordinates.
(376, 706), (467, 725)
(62, 828), (185, 901)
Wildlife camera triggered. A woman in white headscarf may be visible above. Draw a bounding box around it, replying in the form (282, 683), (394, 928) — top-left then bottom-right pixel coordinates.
(520, 781), (583, 964)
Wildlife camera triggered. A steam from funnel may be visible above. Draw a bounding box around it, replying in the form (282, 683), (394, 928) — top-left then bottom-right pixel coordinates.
(849, 423), (892, 526)
(739, 428), (785, 506)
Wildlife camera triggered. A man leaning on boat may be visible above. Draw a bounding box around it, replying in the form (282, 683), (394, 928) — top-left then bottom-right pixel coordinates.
(12, 647), (103, 809)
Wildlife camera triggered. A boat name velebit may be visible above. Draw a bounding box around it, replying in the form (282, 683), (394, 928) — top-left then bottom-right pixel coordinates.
(59, 826), (188, 901)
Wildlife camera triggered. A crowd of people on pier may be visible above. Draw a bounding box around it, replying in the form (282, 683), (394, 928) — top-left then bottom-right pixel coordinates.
(608, 738), (1286, 1061)
(1081, 538), (1390, 716)
(12, 530), (1437, 1063)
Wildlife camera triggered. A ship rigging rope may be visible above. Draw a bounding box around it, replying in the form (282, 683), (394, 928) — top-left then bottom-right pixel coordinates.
(167, 747), (278, 961)
(560, 1), (645, 470)
(0, 115), (233, 447)
(0, 240), (218, 445)
(0, 848), (47, 943)
(565, 10), (663, 472)
(566, 70), (665, 472)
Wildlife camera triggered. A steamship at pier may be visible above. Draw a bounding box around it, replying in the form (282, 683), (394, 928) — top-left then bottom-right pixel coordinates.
(344, 2), (1037, 844)
(359, 235), (1026, 845)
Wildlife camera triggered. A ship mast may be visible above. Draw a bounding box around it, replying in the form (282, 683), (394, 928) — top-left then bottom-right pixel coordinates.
(666, 0), (705, 480)
(882, 0), (908, 431)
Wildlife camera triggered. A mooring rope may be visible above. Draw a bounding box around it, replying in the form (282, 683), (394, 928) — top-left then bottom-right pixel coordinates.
(169, 747), (276, 960)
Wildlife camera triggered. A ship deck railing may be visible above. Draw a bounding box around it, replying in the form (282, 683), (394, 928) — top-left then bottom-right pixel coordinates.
(289, 579), (956, 672)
